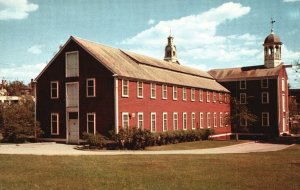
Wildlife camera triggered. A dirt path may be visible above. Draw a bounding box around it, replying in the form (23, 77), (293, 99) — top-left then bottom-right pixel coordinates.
(0, 142), (294, 156)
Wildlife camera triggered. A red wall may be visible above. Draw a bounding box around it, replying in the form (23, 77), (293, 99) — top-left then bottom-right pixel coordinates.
(118, 79), (231, 134)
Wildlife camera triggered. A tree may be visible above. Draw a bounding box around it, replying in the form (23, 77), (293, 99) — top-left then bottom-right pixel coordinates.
(226, 97), (258, 141)
(0, 96), (43, 143)
(6, 81), (26, 96)
(293, 58), (300, 85)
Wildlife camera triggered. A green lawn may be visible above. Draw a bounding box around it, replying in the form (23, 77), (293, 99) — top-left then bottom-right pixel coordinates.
(0, 145), (299, 190)
(146, 140), (249, 150)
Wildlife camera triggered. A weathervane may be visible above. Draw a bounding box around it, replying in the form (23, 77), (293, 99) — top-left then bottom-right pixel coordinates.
(270, 18), (276, 33)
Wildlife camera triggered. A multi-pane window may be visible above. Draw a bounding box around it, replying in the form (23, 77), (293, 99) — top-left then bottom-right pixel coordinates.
(183, 112), (187, 130)
(163, 112), (168, 131)
(137, 112), (143, 129)
(261, 79), (268, 88)
(219, 93), (223, 102)
(191, 113), (195, 129)
(87, 113), (96, 134)
(173, 86), (178, 100)
(220, 112), (223, 127)
(207, 91), (210, 102)
(200, 112), (204, 128)
(66, 51), (79, 77)
(122, 80), (129, 97)
(51, 113), (59, 135)
(282, 78), (285, 92)
(137, 81), (143, 98)
(150, 83), (156, 99)
(162, 85), (167, 100)
(151, 112), (156, 132)
(240, 80), (246, 89)
(213, 92), (216, 102)
(50, 81), (59, 99)
(224, 94), (228, 103)
(173, 112), (178, 130)
(262, 92), (269, 104)
(207, 112), (211, 128)
(191, 88), (195, 101)
(240, 93), (246, 104)
(262, 112), (269, 126)
(213, 112), (217, 127)
(199, 89), (203, 102)
(122, 112), (129, 128)
(182, 87), (187, 101)
(86, 79), (96, 97)
(225, 112), (229, 127)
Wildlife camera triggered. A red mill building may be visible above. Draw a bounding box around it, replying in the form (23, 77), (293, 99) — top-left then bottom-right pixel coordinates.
(209, 29), (290, 137)
(35, 35), (231, 143)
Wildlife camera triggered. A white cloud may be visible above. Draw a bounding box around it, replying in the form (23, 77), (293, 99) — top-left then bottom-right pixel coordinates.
(0, 63), (46, 83)
(28, 45), (43, 54)
(0, 0), (38, 20)
(283, 0), (300, 2)
(147, 19), (155, 25)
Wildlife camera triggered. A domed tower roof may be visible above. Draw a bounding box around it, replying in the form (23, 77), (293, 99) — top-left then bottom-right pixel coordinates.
(264, 32), (282, 45)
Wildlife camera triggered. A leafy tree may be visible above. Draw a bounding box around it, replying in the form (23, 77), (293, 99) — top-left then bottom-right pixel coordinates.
(293, 58), (300, 85)
(0, 96), (43, 143)
(226, 97), (257, 141)
(6, 80), (26, 96)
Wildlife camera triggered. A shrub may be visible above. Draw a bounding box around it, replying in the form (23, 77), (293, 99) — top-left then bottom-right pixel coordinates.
(82, 133), (109, 149)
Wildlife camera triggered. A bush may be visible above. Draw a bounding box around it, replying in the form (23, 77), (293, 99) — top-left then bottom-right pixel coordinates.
(82, 133), (109, 149)
(0, 97), (43, 143)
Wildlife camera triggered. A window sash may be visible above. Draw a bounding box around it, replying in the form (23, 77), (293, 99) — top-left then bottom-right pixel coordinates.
(163, 112), (168, 131)
(122, 113), (129, 128)
(240, 93), (246, 104)
(182, 87), (187, 100)
(137, 113), (143, 129)
(51, 113), (59, 135)
(150, 83), (156, 99)
(173, 113), (178, 130)
(151, 113), (156, 132)
(66, 52), (79, 77)
(87, 113), (96, 134)
(50, 81), (59, 99)
(183, 113), (187, 130)
(261, 79), (268, 88)
(87, 79), (95, 97)
(137, 81), (143, 98)
(191, 88), (195, 101)
(207, 91), (210, 102)
(162, 85), (167, 99)
(262, 92), (269, 104)
(199, 89), (203, 102)
(173, 86), (177, 100)
(220, 113), (223, 127)
(122, 80), (129, 97)
(207, 113), (211, 128)
(262, 112), (269, 126)
(213, 113), (217, 127)
(240, 80), (246, 89)
(191, 113), (195, 129)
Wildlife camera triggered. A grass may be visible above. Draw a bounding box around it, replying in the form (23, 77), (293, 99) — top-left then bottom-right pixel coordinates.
(146, 140), (249, 150)
(0, 145), (299, 190)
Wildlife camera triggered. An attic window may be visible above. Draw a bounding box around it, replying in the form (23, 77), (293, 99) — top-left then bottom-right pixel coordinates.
(66, 51), (79, 77)
(240, 80), (246, 89)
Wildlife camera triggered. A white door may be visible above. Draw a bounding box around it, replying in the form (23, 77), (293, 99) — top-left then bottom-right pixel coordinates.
(66, 83), (79, 144)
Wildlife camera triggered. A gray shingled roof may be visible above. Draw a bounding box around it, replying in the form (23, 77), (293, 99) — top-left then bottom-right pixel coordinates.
(36, 36), (229, 92)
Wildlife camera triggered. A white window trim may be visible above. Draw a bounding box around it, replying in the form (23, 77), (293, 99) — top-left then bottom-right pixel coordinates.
(207, 91), (210, 102)
(240, 80), (246, 89)
(65, 51), (79, 77)
(122, 79), (129, 98)
(207, 112), (211, 128)
(183, 112), (187, 130)
(262, 112), (270, 126)
(173, 112), (178, 130)
(182, 87), (187, 101)
(213, 112), (217, 128)
(200, 112), (204, 129)
(122, 112), (129, 128)
(87, 113), (96, 134)
(219, 93), (223, 103)
(137, 81), (143, 98)
(86, 78), (96, 97)
(162, 84), (167, 100)
(225, 112), (229, 127)
(191, 88), (195, 102)
(220, 112), (223, 127)
(282, 78), (285, 92)
(199, 89), (203, 102)
(261, 79), (268, 88)
(173, 86), (177, 100)
(213, 92), (217, 103)
(163, 112), (168, 132)
(282, 94), (285, 112)
(150, 83), (156, 99)
(51, 113), (59, 135)
(150, 112), (156, 132)
(137, 112), (143, 129)
(240, 93), (247, 104)
(262, 92), (269, 104)
(50, 81), (59, 99)
(191, 112), (196, 129)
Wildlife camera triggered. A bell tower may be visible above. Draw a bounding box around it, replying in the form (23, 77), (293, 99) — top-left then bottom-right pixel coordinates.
(263, 18), (282, 68)
(164, 35), (178, 64)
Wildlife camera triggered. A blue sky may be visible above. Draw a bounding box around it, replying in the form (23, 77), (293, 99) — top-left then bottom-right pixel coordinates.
(0, 0), (299, 88)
